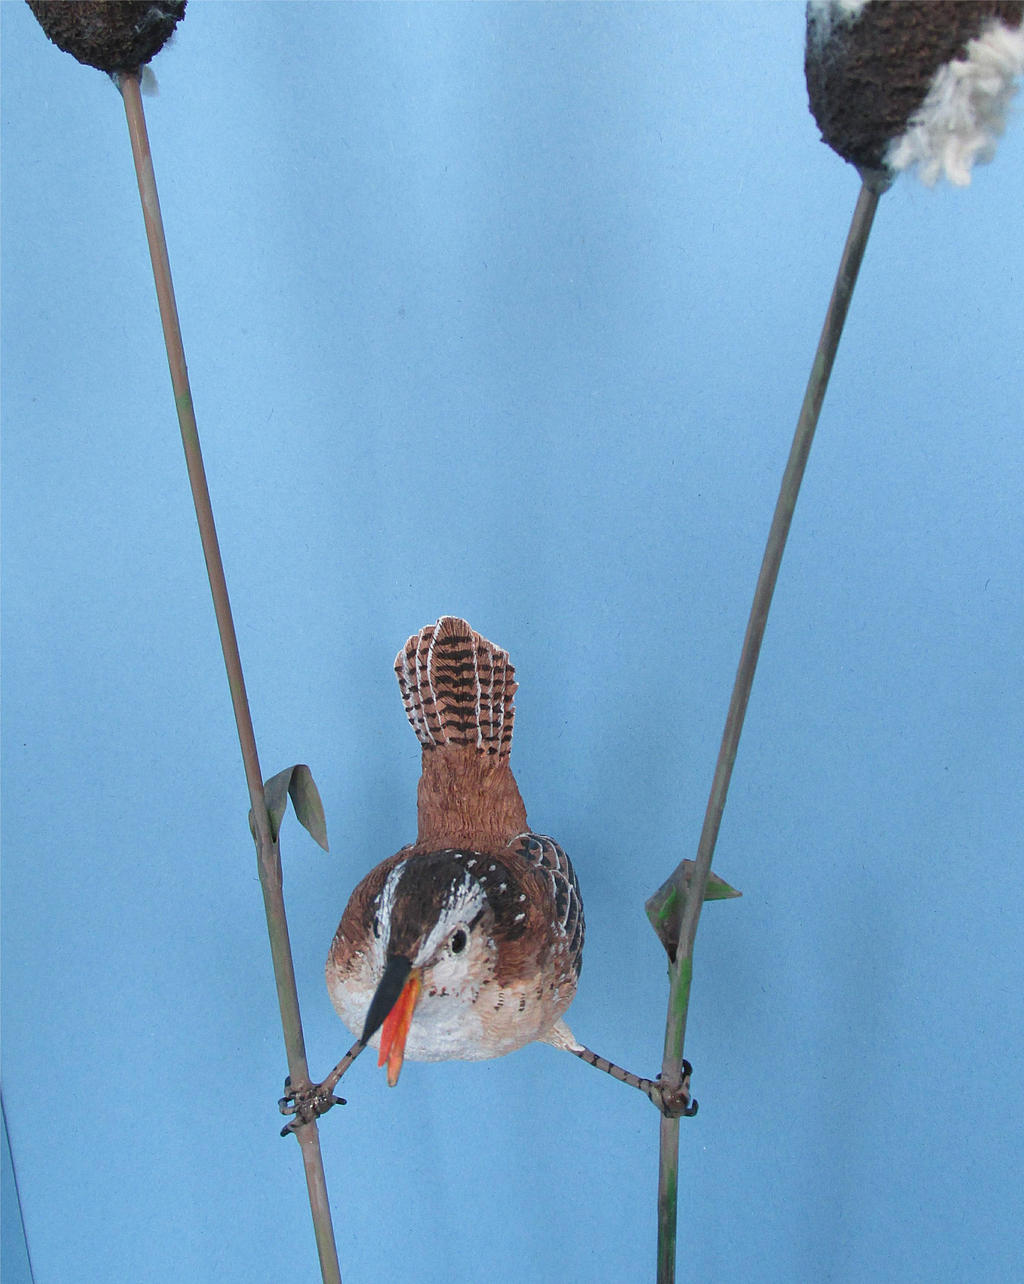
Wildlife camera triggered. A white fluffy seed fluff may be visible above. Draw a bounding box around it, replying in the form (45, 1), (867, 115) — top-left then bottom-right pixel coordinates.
(806, 0), (870, 47)
(887, 19), (1024, 187)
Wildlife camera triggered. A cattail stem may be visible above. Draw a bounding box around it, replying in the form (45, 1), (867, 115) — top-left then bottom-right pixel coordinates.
(654, 177), (884, 1284)
(119, 73), (342, 1284)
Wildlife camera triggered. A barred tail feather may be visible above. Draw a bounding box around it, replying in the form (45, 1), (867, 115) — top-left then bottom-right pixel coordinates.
(395, 617), (517, 758)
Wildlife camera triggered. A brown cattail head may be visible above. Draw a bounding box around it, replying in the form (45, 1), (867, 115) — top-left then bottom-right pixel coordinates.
(26, 1), (186, 74)
(806, 1), (1024, 186)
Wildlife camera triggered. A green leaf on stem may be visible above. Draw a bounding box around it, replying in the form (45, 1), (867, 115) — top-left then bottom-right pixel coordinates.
(645, 860), (740, 961)
(252, 764), (330, 852)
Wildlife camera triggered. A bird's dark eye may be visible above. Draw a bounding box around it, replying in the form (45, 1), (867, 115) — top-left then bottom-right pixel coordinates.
(450, 929), (467, 954)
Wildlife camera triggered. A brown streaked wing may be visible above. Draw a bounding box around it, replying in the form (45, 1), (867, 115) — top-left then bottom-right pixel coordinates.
(507, 832), (585, 982)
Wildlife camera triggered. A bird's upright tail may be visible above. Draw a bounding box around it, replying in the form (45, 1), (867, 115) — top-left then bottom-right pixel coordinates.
(395, 616), (517, 759)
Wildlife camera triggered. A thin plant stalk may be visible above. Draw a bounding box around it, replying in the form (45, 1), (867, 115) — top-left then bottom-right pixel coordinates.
(119, 73), (342, 1284)
(655, 178), (885, 1284)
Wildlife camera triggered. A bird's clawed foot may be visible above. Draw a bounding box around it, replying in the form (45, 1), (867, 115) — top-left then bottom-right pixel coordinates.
(653, 1061), (699, 1118)
(278, 1075), (346, 1137)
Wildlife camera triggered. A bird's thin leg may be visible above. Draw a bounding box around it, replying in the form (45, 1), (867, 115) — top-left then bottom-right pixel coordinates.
(319, 1038), (368, 1096)
(543, 1019), (697, 1117)
(278, 1038), (366, 1136)
(566, 1044), (697, 1118)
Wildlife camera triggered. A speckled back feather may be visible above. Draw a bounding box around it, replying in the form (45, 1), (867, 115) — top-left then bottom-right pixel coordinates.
(508, 833), (585, 981)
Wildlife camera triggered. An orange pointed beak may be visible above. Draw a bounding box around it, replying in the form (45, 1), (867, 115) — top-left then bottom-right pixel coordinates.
(376, 969), (421, 1086)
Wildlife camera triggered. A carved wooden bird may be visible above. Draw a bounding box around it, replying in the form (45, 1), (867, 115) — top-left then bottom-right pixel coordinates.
(326, 614), (587, 1081)
(281, 617), (692, 1130)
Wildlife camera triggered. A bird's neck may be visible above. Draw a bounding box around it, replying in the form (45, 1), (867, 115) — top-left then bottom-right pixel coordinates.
(414, 747), (528, 852)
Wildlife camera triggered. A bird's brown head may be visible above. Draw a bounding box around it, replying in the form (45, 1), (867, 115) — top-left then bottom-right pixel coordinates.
(359, 848), (534, 1084)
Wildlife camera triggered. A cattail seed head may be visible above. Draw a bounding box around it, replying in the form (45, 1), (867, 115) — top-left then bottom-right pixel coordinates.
(806, 0), (1024, 186)
(26, 1), (186, 74)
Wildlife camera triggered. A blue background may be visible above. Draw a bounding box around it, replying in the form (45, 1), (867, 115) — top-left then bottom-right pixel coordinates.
(3, 3), (1022, 1281)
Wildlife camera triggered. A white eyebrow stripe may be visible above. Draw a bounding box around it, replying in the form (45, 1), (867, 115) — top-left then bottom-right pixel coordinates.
(376, 859), (409, 954)
(413, 872), (487, 968)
